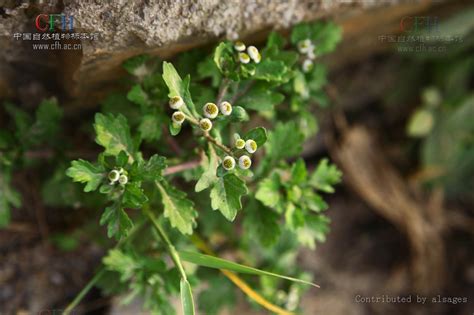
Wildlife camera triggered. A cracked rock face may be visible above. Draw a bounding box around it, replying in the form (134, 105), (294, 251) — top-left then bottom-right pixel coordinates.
(0, 0), (396, 101)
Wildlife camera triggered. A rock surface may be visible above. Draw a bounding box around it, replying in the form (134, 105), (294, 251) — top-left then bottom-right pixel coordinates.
(0, 0), (451, 104)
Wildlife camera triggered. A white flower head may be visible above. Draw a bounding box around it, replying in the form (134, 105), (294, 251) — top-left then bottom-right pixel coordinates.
(172, 111), (185, 124)
(118, 174), (128, 185)
(169, 96), (184, 109)
(108, 170), (120, 183)
(247, 46), (261, 63)
(238, 52), (250, 64)
(302, 59), (314, 73)
(203, 102), (219, 119)
(219, 101), (233, 116)
(235, 138), (245, 149)
(238, 155), (252, 170)
(297, 39), (312, 54)
(245, 139), (257, 153)
(307, 48), (316, 60)
(222, 156), (236, 171)
(234, 41), (246, 52)
(199, 118), (212, 132)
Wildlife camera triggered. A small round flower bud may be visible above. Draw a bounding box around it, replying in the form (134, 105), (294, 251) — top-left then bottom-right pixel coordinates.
(222, 156), (236, 171)
(238, 155), (252, 170)
(302, 59), (314, 73)
(235, 138), (245, 149)
(203, 102), (219, 119)
(297, 39), (312, 54)
(234, 41), (246, 52)
(245, 139), (257, 153)
(118, 174), (128, 185)
(108, 170), (120, 183)
(307, 48), (316, 60)
(172, 111), (185, 124)
(219, 101), (233, 116)
(117, 167), (125, 174)
(199, 118), (212, 132)
(169, 96), (184, 109)
(247, 46), (261, 63)
(238, 52), (250, 64)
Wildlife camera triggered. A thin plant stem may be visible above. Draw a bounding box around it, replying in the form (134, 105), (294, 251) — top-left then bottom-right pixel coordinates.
(146, 187), (188, 281)
(63, 220), (145, 314)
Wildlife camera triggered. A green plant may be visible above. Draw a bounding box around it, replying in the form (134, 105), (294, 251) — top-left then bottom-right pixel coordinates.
(1, 21), (342, 314)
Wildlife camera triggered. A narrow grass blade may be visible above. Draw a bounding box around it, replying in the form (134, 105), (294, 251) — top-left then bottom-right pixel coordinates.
(180, 278), (195, 315)
(178, 250), (319, 288)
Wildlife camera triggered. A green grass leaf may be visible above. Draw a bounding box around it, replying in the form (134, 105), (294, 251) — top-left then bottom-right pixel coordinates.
(180, 278), (195, 315)
(66, 159), (105, 192)
(94, 113), (135, 157)
(178, 250), (319, 288)
(210, 174), (248, 221)
(157, 181), (197, 235)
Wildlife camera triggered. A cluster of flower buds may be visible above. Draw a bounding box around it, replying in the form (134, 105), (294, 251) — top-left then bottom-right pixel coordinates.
(221, 135), (259, 171)
(234, 41), (261, 64)
(169, 96), (186, 128)
(297, 39), (316, 73)
(108, 168), (128, 185)
(199, 101), (233, 132)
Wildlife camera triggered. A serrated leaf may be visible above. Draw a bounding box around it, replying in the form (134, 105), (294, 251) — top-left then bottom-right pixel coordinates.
(197, 58), (222, 87)
(267, 121), (305, 161)
(31, 98), (63, 145)
(157, 181), (197, 235)
(254, 60), (288, 82)
(162, 62), (198, 116)
(296, 214), (330, 249)
(255, 172), (282, 210)
(94, 113), (134, 157)
(178, 251), (319, 287)
(100, 203), (134, 240)
(180, 278), (195, 315)
(210, 174), (248, 221)
(142, 154), (167, 181)
(122, 54), (150, 76)
(309, 159), (342, 193)
(195, 147), (218, 192)
(213, 42), (237, 78)
(66, 159), (105, 192)
(127, 84), (150, 108)
(0, 171), (21, 227)
(122, 182), (148, 209)
(291, 159), (307, 185)
(244, 201), (281, 247)
(236, 84), (284, 112)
